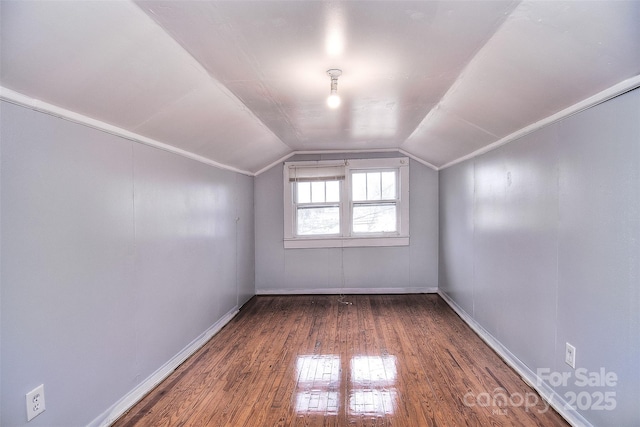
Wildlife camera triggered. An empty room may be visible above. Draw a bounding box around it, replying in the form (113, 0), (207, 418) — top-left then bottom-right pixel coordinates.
(1, 1), (638, 426)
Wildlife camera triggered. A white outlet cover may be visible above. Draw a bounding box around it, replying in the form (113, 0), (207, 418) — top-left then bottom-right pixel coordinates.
(26, 384), (46, 421)
(565, 343), (576, 369)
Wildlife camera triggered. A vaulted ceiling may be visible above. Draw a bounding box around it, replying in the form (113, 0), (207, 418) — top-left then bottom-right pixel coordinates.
(1, 1), (639, 174)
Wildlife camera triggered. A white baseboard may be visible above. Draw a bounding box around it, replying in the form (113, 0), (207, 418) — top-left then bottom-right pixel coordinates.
(256, 287), (438, 295)
(89, 306), (240, 427)
(437, 290), (591, 427)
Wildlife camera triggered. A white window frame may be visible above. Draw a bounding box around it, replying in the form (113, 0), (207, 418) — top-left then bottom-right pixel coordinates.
(284, 157), (409, 249)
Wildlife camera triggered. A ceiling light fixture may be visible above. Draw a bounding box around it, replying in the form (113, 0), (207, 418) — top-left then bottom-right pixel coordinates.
(326, 69), (342, 109)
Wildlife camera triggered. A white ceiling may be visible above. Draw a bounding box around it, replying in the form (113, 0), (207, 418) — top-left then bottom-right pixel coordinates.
(1, 1), (639, 174)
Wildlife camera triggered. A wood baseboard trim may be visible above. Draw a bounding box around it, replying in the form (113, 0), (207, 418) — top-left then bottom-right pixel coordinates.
(256, 287), (438, 295)
(437, 290), (592, 427)
(88, 306), (240, 427)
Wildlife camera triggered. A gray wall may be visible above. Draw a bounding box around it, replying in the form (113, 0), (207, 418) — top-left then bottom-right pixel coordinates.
(439, 88), (640, 426)
(255, 153), (439, 293)
(0, 101), (255, 426)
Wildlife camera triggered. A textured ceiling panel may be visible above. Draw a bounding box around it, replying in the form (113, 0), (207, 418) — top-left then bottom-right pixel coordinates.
(136, 0), (519, 153)
(2, 1), (638, 173)
(403, 1), (640, 166)
(0, 0), (289, 173)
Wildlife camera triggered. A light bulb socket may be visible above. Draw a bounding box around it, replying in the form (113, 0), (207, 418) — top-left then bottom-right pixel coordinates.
(326, 69), (342, 108)
(327, 69), (342, 79)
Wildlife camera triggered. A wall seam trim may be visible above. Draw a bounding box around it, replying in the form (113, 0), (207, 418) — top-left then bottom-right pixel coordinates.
(4, 74), (637, 178)
(0, 87), (254, 176)
(438, 75), (640, 170)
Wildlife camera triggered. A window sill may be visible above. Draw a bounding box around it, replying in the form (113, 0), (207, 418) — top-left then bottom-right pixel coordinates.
(284, 236), (409, 249)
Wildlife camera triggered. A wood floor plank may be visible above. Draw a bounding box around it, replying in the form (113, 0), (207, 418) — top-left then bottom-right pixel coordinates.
(113, 295), (568, 427)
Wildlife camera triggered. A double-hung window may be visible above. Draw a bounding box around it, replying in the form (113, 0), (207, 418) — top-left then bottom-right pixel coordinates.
(290, 164), (344, 236)
(284, 157), (409, 248)
(351, 169), (398, 234)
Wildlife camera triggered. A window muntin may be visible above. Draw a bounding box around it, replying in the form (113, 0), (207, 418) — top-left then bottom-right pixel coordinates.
(352, 171), (396, 201)
(295, 180), (340, 204)
(294, 180), (341, 236)
(284, 157), (409, 248)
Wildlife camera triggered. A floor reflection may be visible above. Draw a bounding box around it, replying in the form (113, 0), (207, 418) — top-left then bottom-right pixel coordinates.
(295, 355), (340, 414)
(294, 354), (398, 416)
(350, 355), (398, 415)
(349, 389), (397, 415)
(351, 355), (397, 385)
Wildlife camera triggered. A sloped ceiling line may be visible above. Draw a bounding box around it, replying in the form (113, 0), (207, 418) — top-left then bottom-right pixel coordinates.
(400, 1), (519, 150)
(132, 1), (300, 151)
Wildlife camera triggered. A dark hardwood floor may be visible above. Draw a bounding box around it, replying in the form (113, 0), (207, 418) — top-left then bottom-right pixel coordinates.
(113, 294), (568, 426)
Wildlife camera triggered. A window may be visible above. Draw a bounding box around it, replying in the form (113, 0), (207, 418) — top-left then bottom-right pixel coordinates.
(351, 170), (398, 233)
(284, 158), (409, 248)
(295, 180), (341, 236)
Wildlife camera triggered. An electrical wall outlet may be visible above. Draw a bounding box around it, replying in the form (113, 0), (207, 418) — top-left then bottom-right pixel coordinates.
(565, 343), (576, 369)
(26, 384), (46, 421)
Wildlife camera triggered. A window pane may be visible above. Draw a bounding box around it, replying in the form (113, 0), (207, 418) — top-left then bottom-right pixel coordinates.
(326, 181), (340, 202)
(352, 173), (367, 201)
(352, 204), (396, 233)
(297, 207), (340, 235)
(297, 182), (310, 204)
(367, 172), (381, 200)
(381, 171), (396, 199)
(311, 181), (325, 203)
